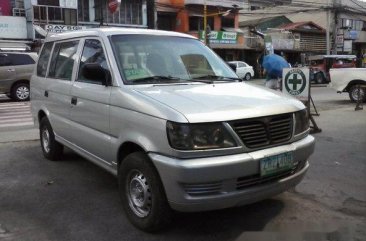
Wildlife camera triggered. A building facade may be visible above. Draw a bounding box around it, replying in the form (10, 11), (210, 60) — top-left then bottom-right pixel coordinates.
(156, 0), (245, 61)
(1, 0), (149, 51)
(25, 0), (148, 40)
(241, 0), (366, 64)
(0, 0), (30, 51)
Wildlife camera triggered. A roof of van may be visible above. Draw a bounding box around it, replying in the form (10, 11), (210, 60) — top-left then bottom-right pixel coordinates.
(45, 27), (196, 42)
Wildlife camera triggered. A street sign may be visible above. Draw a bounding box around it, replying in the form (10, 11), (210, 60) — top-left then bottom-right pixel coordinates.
(282, 68), (309, 101)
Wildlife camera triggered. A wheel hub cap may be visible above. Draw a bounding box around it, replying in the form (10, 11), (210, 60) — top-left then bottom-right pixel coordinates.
(127, 171), (151, 217)
(16, 86), (29, 100)
(42, 128), (50, 153)
(352, 88), (365, 101)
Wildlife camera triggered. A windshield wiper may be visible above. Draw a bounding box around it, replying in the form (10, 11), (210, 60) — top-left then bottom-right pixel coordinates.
(193, 75), (242, 82)
(132, 75), (180, 83)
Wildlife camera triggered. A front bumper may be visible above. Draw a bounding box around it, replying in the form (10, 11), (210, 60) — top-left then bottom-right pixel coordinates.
(150, 135), (315, 212)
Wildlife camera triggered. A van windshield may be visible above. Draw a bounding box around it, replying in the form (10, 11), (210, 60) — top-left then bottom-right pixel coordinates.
(110, 35), (238, 84)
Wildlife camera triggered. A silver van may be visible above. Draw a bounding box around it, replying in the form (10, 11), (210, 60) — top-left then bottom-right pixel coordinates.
(31, 28), (315, 231)
(0, 52), (38, 101)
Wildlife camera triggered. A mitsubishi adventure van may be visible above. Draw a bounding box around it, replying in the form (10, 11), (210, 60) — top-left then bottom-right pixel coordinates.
(31, 28), (315, 232)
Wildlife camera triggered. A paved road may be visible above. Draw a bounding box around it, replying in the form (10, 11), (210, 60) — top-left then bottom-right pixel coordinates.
(0, 95), (38, 143)
(0, 84), (365, 241)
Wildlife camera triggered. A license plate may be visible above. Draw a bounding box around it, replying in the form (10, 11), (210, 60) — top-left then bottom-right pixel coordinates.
(260, 152), (293, 177)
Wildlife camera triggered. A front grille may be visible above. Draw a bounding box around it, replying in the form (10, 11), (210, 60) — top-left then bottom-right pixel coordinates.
(182, 181), (222, 196)
(230, 113), (293, 149)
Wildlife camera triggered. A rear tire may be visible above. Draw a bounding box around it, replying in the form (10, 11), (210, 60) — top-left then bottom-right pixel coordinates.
(244, 73), (251, 81)
(119, 152), (172, 232)
(39, 117), (64, 161)
(349, 85), (366, 102)
(11, 82), (30, 101)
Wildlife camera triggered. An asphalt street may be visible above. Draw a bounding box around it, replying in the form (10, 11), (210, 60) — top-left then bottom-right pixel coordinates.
(0, 85), (365, 241)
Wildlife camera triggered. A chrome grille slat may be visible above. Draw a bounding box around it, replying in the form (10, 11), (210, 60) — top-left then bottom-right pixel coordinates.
(270, 129), (291, 136)
(241, 134), (267, 141)
(237, 128), (266, 134)
(230, 113), (293, 149)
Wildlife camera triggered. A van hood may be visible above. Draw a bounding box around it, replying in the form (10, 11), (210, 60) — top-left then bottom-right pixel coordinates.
(134, 82), (305, 123)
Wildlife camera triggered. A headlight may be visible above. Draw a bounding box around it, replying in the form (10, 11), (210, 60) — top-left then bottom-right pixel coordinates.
(166, 121), (237, 150)
(294, 109), (309, 135)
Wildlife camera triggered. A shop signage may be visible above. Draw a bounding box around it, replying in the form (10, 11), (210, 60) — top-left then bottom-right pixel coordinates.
(59, 0), (77, 9)
(282, 68), (309, 101)
(46, 24), (86, 33)
(343, 40), (353, 52)
(108, 0), (120, 13)
(199, 31), (238, 44)
(344, 30), (358, 40)
(0, 16), (27, 39)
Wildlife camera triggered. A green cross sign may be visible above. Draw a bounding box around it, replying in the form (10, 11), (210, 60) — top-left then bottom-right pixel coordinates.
(288, 74), (302, 90)
(284, 68), (308, 97)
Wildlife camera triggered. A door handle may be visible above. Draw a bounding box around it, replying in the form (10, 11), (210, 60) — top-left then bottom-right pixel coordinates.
(7, 69), (15, 72)
(71, 97), (77, 105)
(44, 90), (48, 97)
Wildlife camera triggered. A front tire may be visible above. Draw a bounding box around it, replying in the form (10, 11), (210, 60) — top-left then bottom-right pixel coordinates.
(244, 73), (251, 81)
(11, 83), (30, 101)
(314, 73), (325, 84)
(40, 117), (64, 161)
(119, 152), (172, 232)
(349, 85), (366, 102)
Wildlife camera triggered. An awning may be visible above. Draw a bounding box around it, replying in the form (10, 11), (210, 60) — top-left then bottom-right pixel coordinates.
(0, 41), (31, 51)
(156, 4), (180, 13)
(222, 28), (244, 33)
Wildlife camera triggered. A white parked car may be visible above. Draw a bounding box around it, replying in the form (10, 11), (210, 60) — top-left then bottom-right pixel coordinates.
(228, 61), (255, 80)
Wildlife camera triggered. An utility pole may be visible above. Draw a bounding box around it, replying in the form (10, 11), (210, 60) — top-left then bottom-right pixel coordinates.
(146, 0), (155, 29)
(332, 0), (339, 54)
(326, 0), (331, 54)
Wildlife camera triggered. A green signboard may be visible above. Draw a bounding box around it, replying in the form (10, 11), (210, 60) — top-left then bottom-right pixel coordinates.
(199, 31), (238, 44)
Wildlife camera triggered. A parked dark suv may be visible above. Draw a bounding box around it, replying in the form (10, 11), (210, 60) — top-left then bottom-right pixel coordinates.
(0, 52), (38, 101)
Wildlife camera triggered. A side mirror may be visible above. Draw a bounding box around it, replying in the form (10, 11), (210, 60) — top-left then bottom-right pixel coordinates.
(81, 63), (111, 86)
(227, 62), (237, 72)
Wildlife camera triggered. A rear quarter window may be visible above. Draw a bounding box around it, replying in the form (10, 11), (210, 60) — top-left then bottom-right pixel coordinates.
(8, 54), (35, 65)
(48, 40), (79, 81)
(37, 42), (54, 77)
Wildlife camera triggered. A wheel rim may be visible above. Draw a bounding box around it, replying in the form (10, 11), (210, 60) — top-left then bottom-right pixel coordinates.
(126, 170), (152, 217)
(351, 87), (365, 101)
(16, 86), (29, 100)
(245, 74), (250, 80)
(42, 127), (51, 153)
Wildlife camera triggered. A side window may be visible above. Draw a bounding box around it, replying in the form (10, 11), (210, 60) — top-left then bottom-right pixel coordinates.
(37, 42), (53, 77)
(9, 54), (35, 66)
(238, 62), (245, 68)
(0, 54), (12, 67)
(48, 40), (79, 81)
(77, 39), (109, 85)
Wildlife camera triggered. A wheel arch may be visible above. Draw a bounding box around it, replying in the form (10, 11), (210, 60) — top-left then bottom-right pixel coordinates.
(345, 79), (366, 92)
(10, 79), (30, 92)
(117, 141), (146, 169)
(38, 110), (47, 124)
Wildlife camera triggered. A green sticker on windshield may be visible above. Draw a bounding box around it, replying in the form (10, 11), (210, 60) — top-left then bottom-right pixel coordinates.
(124, 69), (148, 80)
